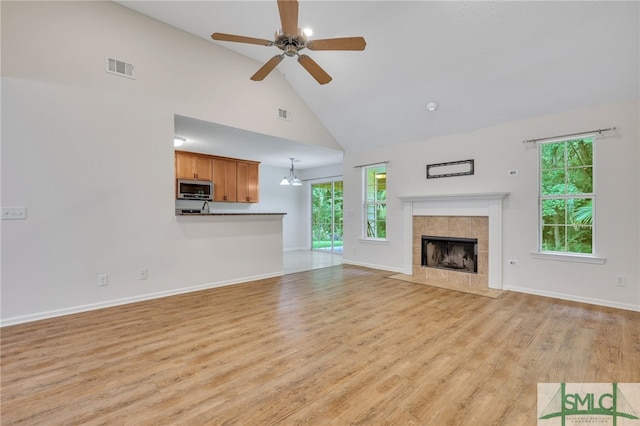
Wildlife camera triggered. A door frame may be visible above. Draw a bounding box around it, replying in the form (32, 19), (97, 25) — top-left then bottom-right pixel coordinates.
(311, 180), (343, 254)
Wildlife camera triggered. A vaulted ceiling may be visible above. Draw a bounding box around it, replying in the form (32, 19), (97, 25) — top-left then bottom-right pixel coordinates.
(118, 1), (639, 168)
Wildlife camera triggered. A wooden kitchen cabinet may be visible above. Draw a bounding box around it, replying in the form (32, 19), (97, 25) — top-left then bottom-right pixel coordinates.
(237, 161), (259, 203)
(176, 151), (260, 203)
(175, 151), (213, 181)
(212, 158), (238, 202)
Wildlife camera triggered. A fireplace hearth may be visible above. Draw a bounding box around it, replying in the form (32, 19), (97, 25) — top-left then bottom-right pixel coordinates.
(422, 236), (478, 273)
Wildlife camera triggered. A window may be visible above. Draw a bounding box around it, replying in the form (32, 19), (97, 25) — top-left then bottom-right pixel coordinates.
(539, 137), (594, 254)
(364, 164), (386, 239)
(311, 181), (343, 253)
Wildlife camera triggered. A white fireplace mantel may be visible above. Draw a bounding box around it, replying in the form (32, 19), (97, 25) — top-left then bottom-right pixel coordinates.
(399, 192), (509, 289)
(398, 192), (509, 203)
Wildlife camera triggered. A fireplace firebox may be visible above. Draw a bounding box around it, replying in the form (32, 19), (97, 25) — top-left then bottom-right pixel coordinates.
(422, 236), (478, 273)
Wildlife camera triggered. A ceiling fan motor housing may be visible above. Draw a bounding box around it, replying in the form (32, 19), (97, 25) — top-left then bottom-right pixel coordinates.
(274, 28), (307, 56)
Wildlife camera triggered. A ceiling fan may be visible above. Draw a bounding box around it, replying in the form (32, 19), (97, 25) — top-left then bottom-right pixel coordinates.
(211, 0), (366, 85)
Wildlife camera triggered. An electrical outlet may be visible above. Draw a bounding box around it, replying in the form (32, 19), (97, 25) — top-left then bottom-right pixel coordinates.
(2, 207), (27, 220)
(139, 269), (148, 280)
(616, 276), (627, 287)
(98, 274), (109, 286)
(508, 259), (519, 266)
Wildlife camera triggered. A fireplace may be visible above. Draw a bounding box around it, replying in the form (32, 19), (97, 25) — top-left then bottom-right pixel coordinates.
(400, 193), (508, 289)
(411, 215), (488, 288)
(422, 236), (478, 273)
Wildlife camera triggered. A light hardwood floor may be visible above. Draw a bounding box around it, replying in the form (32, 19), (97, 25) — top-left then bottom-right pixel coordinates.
(283, 249), (342, 274)
(1, 265), (639, 425)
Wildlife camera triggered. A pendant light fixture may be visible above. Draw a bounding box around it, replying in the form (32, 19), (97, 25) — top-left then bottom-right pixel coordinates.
(280, 157), (302, 186)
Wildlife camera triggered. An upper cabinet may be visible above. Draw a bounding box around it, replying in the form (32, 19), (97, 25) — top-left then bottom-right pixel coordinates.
(175, 151), (213, 181)
(176, 151), (259, 203)
(212, 157), (238, 202)
(237, 161), (260, 203)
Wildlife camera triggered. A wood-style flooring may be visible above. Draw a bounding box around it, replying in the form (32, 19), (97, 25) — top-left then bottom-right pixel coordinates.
(1, 265), (639, 425)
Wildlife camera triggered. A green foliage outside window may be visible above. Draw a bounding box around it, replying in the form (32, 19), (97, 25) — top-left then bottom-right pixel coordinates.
(311, 182), (343, 250)
(365, 166), (386, 239)
(540, 137), (594, 254)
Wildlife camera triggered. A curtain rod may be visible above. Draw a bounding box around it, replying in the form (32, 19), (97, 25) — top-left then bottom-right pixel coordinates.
(353, 161), (390, 169)
(302, 175), (342, 182)
(522, 127), (616, 144)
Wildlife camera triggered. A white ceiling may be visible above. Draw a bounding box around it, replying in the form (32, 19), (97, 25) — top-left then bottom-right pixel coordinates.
(174, 114), (344, 169)
(118, 1), (639, 169)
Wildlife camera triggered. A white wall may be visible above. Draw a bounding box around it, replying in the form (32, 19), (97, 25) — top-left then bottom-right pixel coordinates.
(343, 99), (640, 311)
(2, 1), (637, 325)
(263, 165), (309, 251)
(0, 1), (338, 324)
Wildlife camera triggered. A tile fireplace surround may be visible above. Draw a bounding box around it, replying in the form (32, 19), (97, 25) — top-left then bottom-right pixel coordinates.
(399, 193), (509, 290)
(414, 216), (488, 287)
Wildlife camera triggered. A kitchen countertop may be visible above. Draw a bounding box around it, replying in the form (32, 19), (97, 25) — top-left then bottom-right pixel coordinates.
(176, 211), (286, 216)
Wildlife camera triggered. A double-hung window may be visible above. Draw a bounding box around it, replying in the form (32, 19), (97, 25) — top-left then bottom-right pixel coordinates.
(539, 136), (595, 255)
(363, 164), (387, 239)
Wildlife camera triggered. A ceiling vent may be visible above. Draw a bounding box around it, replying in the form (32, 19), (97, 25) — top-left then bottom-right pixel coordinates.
(277, 108), (291, 121)
(105, 57), (135, 79)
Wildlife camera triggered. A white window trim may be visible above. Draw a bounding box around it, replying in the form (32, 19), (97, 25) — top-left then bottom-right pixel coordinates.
(362, 163), (387, 241)
(536, 135), (600, 260)
(529, 251), (606, 264)
(361, 236), (389, 243)
(358, 238), (389, 244)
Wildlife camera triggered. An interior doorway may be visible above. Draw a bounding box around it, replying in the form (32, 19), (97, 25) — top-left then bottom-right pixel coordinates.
(311, 181), (343, 253)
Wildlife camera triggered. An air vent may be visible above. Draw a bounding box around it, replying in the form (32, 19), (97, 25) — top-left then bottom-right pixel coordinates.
(277, 108), (291, 121)
(105, 57), (135, 79)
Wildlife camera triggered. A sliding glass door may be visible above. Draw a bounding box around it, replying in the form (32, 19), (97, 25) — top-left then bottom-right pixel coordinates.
(311, 181), (343, 253)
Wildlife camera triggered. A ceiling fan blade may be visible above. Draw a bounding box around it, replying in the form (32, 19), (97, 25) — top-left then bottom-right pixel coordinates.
(211, 32), (273, 46)
(251, 55), (284, 81)
(307, 37), (367, 51)
(277, 0), (299, 35)
(297, 54), (332, 85)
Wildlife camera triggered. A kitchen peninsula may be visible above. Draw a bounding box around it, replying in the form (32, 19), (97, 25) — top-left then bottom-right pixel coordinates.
(176, 211), (286, 216)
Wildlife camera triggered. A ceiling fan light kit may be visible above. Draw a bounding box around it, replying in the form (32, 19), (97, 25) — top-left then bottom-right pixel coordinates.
(211, 0), (366, 84)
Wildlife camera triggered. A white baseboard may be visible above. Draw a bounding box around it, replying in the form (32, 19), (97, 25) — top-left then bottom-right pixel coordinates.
(504, 285), (640, 312)
(7, 270), (634, 327)
(0, 271), (284, 327)
(283, 247), (309, 252)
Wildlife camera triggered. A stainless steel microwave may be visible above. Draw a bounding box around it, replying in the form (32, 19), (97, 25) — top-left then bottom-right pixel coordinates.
(177, 179), (213, 200)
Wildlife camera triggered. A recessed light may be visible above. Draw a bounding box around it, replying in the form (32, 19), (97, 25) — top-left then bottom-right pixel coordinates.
(426, 101), (439, 111)
(174, 136), (186, 147)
